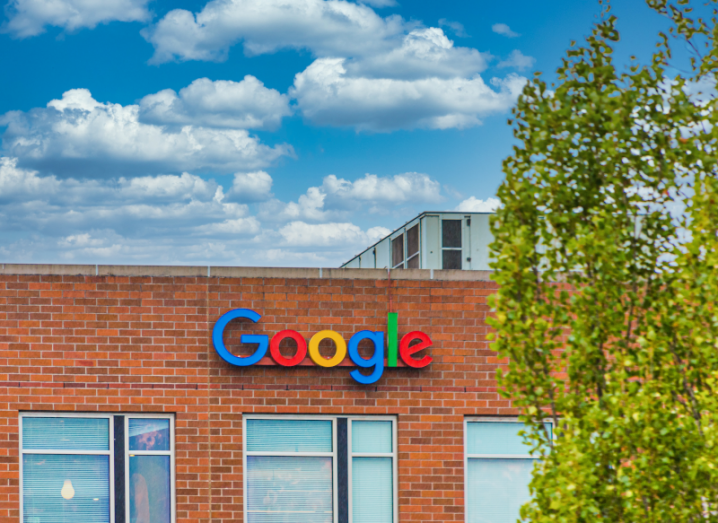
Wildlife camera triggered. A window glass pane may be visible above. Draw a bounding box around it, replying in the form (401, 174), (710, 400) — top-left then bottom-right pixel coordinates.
(391, 235), (404, 267)
(467, 422), (551, 455)
(352, 421), (392, 454)
(442, 250), (462, 270)
(129, 455), (171, 523)
(22, 417), (109, 451)
(442, 220), (462, 248)
(407, 255), (419, 269)
(129, 419), (171, 451)
(247, 456), (333, 523)
(23, 454), (110, 523)
(246, 419), (332, 453)
(352, 457), (392, 523)
(407, 225), (419, 256)
(466, 458), (534, 523)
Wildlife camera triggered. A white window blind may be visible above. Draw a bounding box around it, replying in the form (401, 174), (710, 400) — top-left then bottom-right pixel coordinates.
(246, 419), (332, 452)
(245, 418), (335, 523)
(465, 421), (551, 523)
(23, 417), (110, 451)
(21, 416), (112, 523)
(247, 456), (334, 523)
(351, 458), (392, 523)
(350, 419), (395, 523)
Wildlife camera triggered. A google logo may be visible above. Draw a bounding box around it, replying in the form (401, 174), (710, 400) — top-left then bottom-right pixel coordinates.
(212, 308), (433, 384)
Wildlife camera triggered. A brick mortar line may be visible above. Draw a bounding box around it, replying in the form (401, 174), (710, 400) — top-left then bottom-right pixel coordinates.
(0, 381), (497, 393)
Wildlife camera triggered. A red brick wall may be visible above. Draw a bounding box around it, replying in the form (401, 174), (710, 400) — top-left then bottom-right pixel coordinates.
(0, 267), (511, 522)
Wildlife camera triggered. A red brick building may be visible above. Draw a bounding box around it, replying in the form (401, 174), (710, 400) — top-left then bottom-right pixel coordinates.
(0, 264), (531, 523)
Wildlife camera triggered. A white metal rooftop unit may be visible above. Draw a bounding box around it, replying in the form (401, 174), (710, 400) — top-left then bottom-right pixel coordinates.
(340, 212), (494, 270)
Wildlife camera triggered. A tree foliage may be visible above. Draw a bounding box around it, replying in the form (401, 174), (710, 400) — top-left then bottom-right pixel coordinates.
(488, 1), (718, 520)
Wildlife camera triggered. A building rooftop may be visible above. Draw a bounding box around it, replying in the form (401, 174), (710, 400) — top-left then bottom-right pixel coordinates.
(340, 211), (495, 271)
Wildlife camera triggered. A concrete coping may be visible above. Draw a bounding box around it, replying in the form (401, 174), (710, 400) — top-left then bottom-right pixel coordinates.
(0, 263), (494, 281)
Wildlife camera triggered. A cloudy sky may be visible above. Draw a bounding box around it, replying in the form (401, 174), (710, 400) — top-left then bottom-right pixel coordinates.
(0, 0), (674, 266)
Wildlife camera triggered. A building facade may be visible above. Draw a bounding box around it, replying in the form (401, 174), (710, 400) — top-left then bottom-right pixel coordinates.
(0, 264), (532, 523)
(341, 212), (494, 271)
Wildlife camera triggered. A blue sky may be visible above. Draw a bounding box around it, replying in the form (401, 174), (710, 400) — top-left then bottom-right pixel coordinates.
(0, 0), (674, 266)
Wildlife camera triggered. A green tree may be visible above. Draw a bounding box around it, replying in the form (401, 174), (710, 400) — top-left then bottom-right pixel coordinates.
(488, 1), (718, 520)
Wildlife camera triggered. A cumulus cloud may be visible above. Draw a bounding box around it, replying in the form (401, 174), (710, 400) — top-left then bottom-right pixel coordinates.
(321, 172), (441, 205)
(142, 0), (405, 63)
(0, 88), (291, 176)
(138, 76), (291, 130)
(0, 156), (252, 236)
(497, 50), (535, 71)
(140, 0), (525, 131)
(2, 0), (152, 38)
(291, 58), (527, 131)
(0, 156), (400, 265)
(492, 23), (519, 38)
(344, 28), (488, 80)
(225, 171), (274, 202)
(454, 196), (500, 212)
(278, 221), (389, 247)
(260, 172), (442, 222)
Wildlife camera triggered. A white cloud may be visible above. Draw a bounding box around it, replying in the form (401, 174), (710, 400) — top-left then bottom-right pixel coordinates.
(321, 172), (440, 204)
(454, 196), (500, 212)
(0, 156), (250, 234)
(142, 0), (406, 64)
(138, 76), (291, 130)
(359, 0), (397, 7)
(344, 28), (488, 80)
(497, 50), (535, 71)
(225, 171), (273, 202)
(278, 221), (389, 247)
(2, 0), (152, 38)
(0, 156), (401, 266)
(492, 23), (519, 38)
(438, 18), (468, 38)
(260, 172), (442, 222)
(291, 58), (526, 131)
(140, 1), (524, 132)
(0, 88), (291, 176)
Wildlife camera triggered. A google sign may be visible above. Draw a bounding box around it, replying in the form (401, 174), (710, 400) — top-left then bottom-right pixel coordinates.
(212, 308), (433, 384)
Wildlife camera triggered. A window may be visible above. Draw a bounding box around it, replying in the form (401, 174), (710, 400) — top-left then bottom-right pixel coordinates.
(349, 419), (396, 523)
(243, 415), (397, 523)
(20, 413), (175, 523)
(442, 219), (463, 269)
(406, 224), (420, 269)
(464, 419), (551, 523)
(391, 234), (404, 269)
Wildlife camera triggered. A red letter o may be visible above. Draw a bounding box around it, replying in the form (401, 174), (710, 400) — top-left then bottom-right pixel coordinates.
(270, 330), (307, 366)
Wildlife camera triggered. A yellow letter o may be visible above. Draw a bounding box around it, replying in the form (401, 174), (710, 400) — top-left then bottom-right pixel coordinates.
(308, 330), (347, 367)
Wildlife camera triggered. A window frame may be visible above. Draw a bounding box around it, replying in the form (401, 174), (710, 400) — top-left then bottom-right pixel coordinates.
(463, 417), (552, 523)
(347, 416), (398, 523)
(124, 413), (176, 523)
(19, 412), (116, 523)
(242, 414), (339, 523)
(440, 219), (464, 269)
(391, 233), (405, 269)
(405, 223), (421, 269)
(242, 414), (398, 523)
